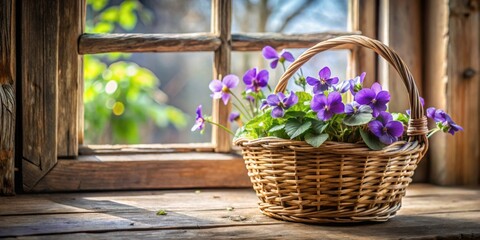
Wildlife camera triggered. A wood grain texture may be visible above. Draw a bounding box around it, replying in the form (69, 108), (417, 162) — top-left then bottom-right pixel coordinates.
(78, 0), (86, 145)
(30, 153), (251, 192)
(0, 184), (479, 239)
(425, 0), (450, 185)
(0, 0), (15, 195)
(444, 0), (480, 185)
(379, 0), (427, 182)
(57, 0), (82, 157)
(21, 0), (59, 190)
(79, 33), (222, 54)
(211, 0), (232, 152)
(427, 0), (480, 186)
(79, 143), (215, 155)
(231, 32), (360, 51)
(356, 0), (378, 88)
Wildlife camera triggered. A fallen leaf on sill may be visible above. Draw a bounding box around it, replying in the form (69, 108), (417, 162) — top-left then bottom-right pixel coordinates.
(156, 210), (167, 216)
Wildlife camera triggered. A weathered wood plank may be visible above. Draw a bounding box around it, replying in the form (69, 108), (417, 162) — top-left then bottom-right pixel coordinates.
(79, 33), (222, 54)
(428, 0), (480, 186)
(16, 213), (480, 240)
(444, 0), (480, 185)
(356, 0), (377, 88)
(0, 209), (280, 238)
(78, 0), (86, 145)
(18, 222), (480, 240)
(0, 0), (16, 195)
(0, 185), (479, 238)
(231, 32), (361, 51)
(379, 0), (427, 182)
(78, 32), (360, 54)
(30, 153), (251, 192)
(0, 189), (258, 216)
(211, 0), (232, 152)
(79, 143), (215, 155)
(21, 0), (59, 190)
(425, 0), (450, 186)
(2, 185), (479, 217)
(57, 0), (83, 157)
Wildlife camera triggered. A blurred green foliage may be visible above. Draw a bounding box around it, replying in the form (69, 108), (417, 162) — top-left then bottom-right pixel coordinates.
(84, 0), (187, 144)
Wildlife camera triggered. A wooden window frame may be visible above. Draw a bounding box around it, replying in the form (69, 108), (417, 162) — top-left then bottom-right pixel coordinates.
(19, 0), (377, 192)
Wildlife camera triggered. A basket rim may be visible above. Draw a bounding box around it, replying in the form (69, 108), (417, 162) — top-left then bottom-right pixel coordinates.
(233, 136), (427, 157)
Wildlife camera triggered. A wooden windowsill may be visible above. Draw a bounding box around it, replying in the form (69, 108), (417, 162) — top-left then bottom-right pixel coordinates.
(1, 184), (479, 238)
(29, 152), (251, 192)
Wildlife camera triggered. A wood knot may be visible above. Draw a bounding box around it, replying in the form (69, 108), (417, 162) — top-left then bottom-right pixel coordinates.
(0, 150), (13, 160)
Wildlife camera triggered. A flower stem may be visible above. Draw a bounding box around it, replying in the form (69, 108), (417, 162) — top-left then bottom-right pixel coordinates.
(232, 102), (251, 121)
(206, 119), (235, 136)
(229, 90), (254, 119)
(427, 128), (441, 138)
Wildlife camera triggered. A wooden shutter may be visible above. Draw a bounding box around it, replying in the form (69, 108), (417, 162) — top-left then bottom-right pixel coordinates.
(0, 0), (16, 195)
(21, 0), (83, 191)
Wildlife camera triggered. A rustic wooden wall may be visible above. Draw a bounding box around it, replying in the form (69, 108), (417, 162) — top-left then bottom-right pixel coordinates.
(379, 0), (427, 182)
(426, 0), (480, 185)
(0, 0), (16, 195)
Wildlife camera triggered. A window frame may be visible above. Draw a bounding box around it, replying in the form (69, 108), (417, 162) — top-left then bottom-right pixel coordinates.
(21, 0), (375, 192)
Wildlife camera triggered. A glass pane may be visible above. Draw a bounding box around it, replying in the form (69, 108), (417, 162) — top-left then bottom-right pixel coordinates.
(83, 52), (213, 144)
(231, 49), (350, 92)
(85, 0), (211, 34)
(232, 0), (348, 33)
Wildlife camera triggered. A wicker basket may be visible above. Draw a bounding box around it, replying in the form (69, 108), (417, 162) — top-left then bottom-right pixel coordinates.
(234, 35), (429, 223)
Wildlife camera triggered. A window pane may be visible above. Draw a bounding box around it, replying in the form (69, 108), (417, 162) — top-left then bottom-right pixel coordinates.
(86, 0), (211, 34)
(231, 49), (350, 92)
(232, 0), (348, 33)
(83, 52), (213, 144)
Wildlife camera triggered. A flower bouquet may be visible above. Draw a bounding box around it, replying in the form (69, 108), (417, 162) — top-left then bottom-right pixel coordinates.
(192, 35), (462, 223)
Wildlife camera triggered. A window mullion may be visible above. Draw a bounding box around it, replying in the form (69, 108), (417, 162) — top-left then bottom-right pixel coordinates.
(211, 0), (232, 152)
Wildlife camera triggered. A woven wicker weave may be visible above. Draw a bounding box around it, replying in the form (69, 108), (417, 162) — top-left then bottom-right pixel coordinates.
(234, 35), (429, 223)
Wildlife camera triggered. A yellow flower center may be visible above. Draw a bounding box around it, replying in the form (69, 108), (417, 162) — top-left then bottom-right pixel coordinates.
(222, 86), (229, 93)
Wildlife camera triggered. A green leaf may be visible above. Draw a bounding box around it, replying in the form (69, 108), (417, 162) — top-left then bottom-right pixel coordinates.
(100, 7), (119, 22)
(360, 129), (386, 150)
(305, 133), (329, 147)
(343, 105), (373, 126)
(284, 111), (306, 118)
(309, 119), (327, 134)
(268, 124), (285, 133)
(93, 21), (114, 33)
(393, 112), (409, 125)
(285, 119), (312, 139)
(88, 0), (109, 11)
(156, 210), (167, 216)
(119, 1), (137, 30)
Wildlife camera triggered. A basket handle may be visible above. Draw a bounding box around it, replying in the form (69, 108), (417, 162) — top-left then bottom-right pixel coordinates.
(274, 35), (428, 139)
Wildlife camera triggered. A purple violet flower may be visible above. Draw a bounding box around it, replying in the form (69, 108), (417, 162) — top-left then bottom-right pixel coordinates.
(345, 101), (361, 115)
(262, 46), (295, 69)
(243, 68), (269, 93)
(426, 107), (436, 119)
(368, 111), (404, 145)
(349, 72), (366, 95)
(426, 107), (463, 135)
(229, 112), (241, 122)
(311, 92), (345, 121)
(306, 67), (339, 94)
(265, 91), (298, 118)
(209, 74), (239, 105)
(333, 80), (350, 94)
(354, 82), (390, 117)
(191, 105), (205, 132)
